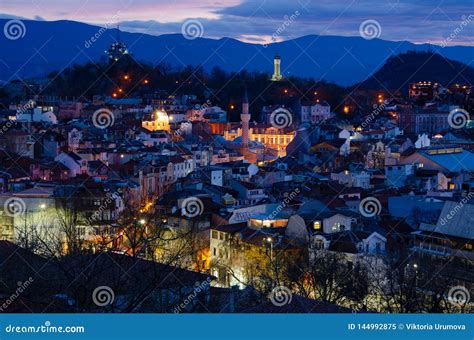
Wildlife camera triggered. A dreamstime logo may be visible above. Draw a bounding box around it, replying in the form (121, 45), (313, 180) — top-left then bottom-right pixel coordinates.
(359, 197), (382, 217)
(359, 19), (382, 40)
(447, 286), (470, 306)
(181, 197), (204, 217)
(3, 20), (26, 40)
(4, 197), (26, 217)
(92, 286), (115, 307)
(270, 108), (293, 129)
(269, 285), (292, 307)
(92, 108), (115, 129)
(447, 108), (470, 129)
(181, 19), (204, 40)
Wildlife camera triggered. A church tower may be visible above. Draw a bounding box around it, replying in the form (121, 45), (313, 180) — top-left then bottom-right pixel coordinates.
(271, 54), (283, 81)
(241, 88), (250, 148)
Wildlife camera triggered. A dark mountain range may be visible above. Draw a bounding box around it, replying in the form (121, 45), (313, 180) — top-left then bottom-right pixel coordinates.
(0, 19), (473, 86)
(358, 51), (474, 91)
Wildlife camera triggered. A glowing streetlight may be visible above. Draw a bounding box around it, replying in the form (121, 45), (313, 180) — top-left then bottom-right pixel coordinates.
(264, 237), (274, 261)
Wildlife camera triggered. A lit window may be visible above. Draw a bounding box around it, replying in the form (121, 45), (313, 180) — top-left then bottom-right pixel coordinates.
(313, 221), (321, 230)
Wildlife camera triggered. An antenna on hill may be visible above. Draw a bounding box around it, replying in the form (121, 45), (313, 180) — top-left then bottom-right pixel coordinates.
(116, 24), (121, 43)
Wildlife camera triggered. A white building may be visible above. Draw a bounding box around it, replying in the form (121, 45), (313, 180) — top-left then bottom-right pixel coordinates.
(301, 101), (333, 124)
(17, 107), (58, 124)
(55, 152), (88, 177)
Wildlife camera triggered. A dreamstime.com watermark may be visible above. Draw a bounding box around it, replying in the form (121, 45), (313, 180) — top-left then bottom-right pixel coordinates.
(268, 188), (300, 220)
(0, 277), (34, 312)
(173, 277), (212, 313)
(360, 100), (389, 129)
(86, 191), (120, 225)
(263, 11), (300, 48)
(440, 14), (473, 48)
(439, 192), (474, 225)
(84, 12), (121, 48)
(5, 321), (85, 334)
(0, 100), (36, 136)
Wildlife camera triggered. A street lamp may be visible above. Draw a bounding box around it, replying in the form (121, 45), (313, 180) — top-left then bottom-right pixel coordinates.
(264, 237), (274, 261)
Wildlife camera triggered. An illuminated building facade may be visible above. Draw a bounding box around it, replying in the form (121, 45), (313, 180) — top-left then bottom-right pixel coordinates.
(224, 124), (295, 158)
(142, 110), (170, 132)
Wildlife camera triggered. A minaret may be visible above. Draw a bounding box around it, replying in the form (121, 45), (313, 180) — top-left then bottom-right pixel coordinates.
(271, 54), (283, 81)
(241, 88), (250, 149)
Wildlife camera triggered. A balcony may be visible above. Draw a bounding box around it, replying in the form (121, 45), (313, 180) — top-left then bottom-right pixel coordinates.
(412, 242), (451, 256)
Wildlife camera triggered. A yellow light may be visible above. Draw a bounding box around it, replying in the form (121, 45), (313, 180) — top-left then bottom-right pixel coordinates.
(284, 89), (288, 94)
(112, 93), (117, 98)
(139, 219), (146, 225)
(343, 106), (350, 114)
(313, 221), (321, 230)
(118, 88), (123, 93)
(144, 79), (149, 84)
(230, 104), (235, 109)
(123, 75), (129, 80)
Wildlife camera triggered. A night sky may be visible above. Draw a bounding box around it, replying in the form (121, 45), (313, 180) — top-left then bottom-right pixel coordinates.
(1, 0), (473, 46)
